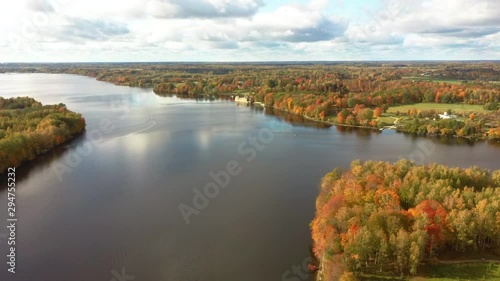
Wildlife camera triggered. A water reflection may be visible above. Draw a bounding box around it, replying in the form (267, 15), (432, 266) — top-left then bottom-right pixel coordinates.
(397, 131), (488, 146)
(0, 134), (84, 186)
(335, 125), (381, 138)
(155, 92), (232, 102)
(264, 107), (331, 129)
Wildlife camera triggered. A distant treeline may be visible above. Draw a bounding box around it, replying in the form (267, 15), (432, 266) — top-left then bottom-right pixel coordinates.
(312, 160), (500, 280)
(1, 63), (498, 139)
(1, 63), (499, 105)
(0, 97), (86, 172)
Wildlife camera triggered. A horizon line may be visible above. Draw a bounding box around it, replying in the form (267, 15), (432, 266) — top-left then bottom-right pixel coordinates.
(1, 60), (500, 64)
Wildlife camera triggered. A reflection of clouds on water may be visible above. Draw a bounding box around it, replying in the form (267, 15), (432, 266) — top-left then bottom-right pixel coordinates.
(196, 129), (212, 150)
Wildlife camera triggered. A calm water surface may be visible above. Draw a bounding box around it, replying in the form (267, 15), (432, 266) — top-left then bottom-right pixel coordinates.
(0, 74), (498, 281)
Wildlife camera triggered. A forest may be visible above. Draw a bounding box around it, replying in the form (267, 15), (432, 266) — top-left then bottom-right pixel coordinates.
(0, 97), (86, 172)
(1, 62), (498, 140)
(311, 160), (500, 280)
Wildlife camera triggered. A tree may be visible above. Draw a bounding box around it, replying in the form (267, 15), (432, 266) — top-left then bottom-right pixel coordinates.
(394, 228), (410, 274)
(338, 109), (350, 124)
(337, 112), (346, 124)
(483, 101), (498, 110)
(409, 200), (448, 255)
(319, 111), (326, 120)
(409, 229), (426, 275)
(346, 115), (357, 126)
(265, 79), (277, 88)
(357, 108), (374, 125)
(348, 98), (361, 108)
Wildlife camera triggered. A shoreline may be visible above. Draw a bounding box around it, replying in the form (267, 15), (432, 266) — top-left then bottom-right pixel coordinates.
(1, 72), (495, 142)
(261, 105), (495, 142)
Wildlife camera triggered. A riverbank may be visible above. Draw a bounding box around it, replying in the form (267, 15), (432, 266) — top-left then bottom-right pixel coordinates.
(262, 105), (382, 130)
(262, 105), (500, 143)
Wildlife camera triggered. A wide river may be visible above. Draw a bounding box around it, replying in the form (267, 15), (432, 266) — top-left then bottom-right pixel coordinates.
(0, 74), (498, 281)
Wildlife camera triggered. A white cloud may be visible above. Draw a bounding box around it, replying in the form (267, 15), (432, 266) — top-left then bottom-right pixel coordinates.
(343, 0), (499, 59)
(0, 0), (498, 62)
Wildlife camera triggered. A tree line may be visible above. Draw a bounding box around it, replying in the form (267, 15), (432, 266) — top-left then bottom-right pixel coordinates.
(2, 63), (498, 106)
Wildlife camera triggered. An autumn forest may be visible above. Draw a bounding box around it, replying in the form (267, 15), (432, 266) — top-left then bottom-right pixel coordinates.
(312, 160), (500, 280)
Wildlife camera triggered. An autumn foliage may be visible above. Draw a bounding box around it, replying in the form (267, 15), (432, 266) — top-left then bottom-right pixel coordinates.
(312, 160), (500, 280)
(0, 97), (86, 172)
(4, 63), (498, 136)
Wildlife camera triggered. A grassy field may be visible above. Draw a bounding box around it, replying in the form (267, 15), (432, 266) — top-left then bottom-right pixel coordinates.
(359, 262), (500, 281)
(414, 262), (500, 281)
(378, 116), (397, 125)
(387, 103), (488, 114)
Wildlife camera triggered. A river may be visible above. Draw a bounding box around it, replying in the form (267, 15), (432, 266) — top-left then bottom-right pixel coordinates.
(0, 74), (498, 281)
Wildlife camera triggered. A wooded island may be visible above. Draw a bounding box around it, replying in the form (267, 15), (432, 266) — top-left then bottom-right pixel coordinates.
(0, 97), (86, 172)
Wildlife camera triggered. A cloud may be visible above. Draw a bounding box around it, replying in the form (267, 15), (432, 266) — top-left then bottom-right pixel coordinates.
(133, 0), (347, 52)
(220, 1), (347, 43)
(0, 0), (499, 61)
(25, 0), (54, 12)
(145, 0), (264, 18)
(208, 41), (239, 49)
(398, 0), (500, 33)
(263, 21), (343, 43)
(56, 18), (130, 42)
(421, 27), (500, 38)
(344, 0), (500, 54)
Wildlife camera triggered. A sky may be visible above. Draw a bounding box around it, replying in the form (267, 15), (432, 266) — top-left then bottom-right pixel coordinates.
(0, 0), (499, 62)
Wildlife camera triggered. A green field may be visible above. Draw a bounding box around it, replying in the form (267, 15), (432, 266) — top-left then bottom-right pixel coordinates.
(414, 262), (500, 281)
(387, 103), (488, 114)
(378, 116), (397, 125)
(359, 262), (500, 281)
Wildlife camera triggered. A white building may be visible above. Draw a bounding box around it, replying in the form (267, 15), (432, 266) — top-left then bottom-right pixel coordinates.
(438, 112), (457, 119)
